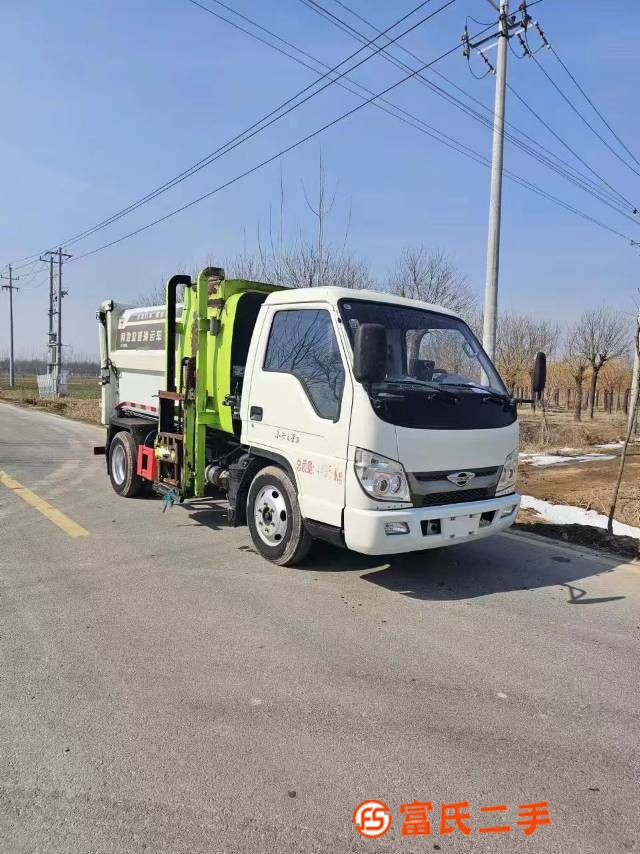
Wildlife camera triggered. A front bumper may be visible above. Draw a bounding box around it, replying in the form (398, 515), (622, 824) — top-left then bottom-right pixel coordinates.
(344, 493), (520, 555)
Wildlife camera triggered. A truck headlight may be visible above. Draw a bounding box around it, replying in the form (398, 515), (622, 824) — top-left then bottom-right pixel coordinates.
(354, 448), (410, 502)
(496, 449), (518, 496)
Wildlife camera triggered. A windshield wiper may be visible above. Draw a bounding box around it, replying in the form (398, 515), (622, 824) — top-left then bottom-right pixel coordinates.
(378, 378), (460, 404)
(439, 382), (511, 404)
(425, 388), (460, 405)
(371, 380), (460, 405)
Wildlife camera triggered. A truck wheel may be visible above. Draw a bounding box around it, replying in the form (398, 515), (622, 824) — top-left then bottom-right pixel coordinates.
(109, 432), (143, 498)
(247, 466), (313, 566)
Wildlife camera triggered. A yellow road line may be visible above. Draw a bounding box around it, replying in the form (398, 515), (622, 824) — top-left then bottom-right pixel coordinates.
(0, 470), (89, 538)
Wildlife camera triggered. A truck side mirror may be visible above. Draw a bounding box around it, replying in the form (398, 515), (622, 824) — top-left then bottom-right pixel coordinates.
(532, 351), (547, 396)
(353, 323), (387, 384)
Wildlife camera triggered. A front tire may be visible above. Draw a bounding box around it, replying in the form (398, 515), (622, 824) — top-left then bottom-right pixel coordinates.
(247, 466), (313, 566)
(108, 432), (143, 497)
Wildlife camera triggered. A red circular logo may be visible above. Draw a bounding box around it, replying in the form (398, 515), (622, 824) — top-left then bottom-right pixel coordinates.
(353, 800), (392, 838)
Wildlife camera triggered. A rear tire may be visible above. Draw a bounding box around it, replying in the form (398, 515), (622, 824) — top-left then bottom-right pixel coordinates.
(109, 432), (143, 498)
(247, 466), (313, 566)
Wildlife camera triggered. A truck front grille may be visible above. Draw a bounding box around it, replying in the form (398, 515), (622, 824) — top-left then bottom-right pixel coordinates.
(420, 487), (495, 507)
(413, 466), (499, 482)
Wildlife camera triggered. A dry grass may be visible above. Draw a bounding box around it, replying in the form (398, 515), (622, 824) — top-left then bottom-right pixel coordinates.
(0, 376), (101, 424)
(517, 408), (639, 557)
(519, 409), (630, 452)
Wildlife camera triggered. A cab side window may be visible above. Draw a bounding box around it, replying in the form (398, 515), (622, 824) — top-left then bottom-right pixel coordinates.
(264, 309), (345, 420)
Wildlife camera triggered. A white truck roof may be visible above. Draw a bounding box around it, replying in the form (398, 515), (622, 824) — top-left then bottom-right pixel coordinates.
(263, 286), (460, 318)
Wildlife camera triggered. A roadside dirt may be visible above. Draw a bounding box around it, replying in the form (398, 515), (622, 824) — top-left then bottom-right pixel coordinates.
(516, 451), (640, 560)
(517, 451), (640, 524)
(519, 411), (629, 451)
(514, 512), (639, 560)
(0, 390), (100, 424)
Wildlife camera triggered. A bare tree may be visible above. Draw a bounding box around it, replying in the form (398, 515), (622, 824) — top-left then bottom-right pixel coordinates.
(135, 265), (197, 307)
(270, 242), (372, 289)
(570, 306), (629, 419)
(222, 237), (373, 290)
(221, 250), (265, 283)
(136, 279), (167, 307)
(565, 327), (590, 421)
(225, 154), (373, 290)
(390, 247), (476, 318)
(301, 150), (338, 285)
(608, 313), (640, 534)
(494, 312), (560, 396)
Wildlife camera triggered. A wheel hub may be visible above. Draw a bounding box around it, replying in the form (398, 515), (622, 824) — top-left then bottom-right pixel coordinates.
(254, 485), (288, 547)
(111, 444), (127, 485)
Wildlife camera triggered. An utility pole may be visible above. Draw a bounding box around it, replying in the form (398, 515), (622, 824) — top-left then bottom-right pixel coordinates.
(40, 248), (71, 394)
(48, 255), (55, 374)
(628, 243), (640, 435)
(462, 1), (544, 361)
(0, 265), (20, 387)
(628, 309), (640, 434)
(41, 253), (55, 373)
(482, 0), (508, 362)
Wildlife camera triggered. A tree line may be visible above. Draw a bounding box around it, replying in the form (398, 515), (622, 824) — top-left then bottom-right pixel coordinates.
(0, 357), (99, 377)
(136, 238), (633, 424)
(226, 240), (632, 423)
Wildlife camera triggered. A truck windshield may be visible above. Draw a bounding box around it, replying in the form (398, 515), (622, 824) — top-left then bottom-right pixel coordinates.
(339, 299), (507, 394)
(338, 298), (514, 430)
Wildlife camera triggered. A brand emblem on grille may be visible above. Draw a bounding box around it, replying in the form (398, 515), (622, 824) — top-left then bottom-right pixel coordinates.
(446, 471), (476, 487)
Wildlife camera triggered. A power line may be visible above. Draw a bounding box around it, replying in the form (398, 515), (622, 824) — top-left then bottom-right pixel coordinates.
(304, 0), (637, 210)
(504, 169), (632, 242)
(549, 44), (640, 172)
(19, 272), (50, 292)
(337, 0), (633, 211)
(70, 36), (491, 262)
(505, 81), (638, 212)
(532, 51), (640, 181)
(182, 0), (512, 197)
(12, 0), (635, 271)
(6, 0), (634, 270)
(68, 28), (635, 264)
(5, 0), (450, 270)
(297, 0), (640, 220)
(301, 0), (635, 357)
(425, 66), (628, 208)
(187, 0), (632, 220)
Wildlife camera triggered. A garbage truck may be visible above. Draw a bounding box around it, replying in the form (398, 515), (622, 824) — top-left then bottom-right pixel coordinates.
(97, 266), (535, 565)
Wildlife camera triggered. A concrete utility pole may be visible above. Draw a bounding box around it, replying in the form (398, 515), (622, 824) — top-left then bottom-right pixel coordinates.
(628, 310), (640, 434)
(0, 265), (20, 387)
(482, 0), (509, 362)
(41, 248), (71, 393)
(57, 249), (63, 389)
(462, 1), (545, 361)
(48, 255), (54, 372)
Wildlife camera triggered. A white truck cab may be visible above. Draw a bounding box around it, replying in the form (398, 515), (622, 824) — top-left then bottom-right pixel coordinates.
(240, 287), (519, 557)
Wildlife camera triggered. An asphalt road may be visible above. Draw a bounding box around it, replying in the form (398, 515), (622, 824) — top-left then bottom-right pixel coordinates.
(0, 402), (638, 854)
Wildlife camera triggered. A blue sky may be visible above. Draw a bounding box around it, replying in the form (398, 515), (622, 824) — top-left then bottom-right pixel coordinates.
(2, 0), (640, 358)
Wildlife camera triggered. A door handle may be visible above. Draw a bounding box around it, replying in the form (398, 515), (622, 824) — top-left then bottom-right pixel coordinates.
(250, 406), (263, 422)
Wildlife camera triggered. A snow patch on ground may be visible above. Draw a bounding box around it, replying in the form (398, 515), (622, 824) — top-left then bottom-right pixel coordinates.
(596, 441), (624, 449)
(519, 452), (616, 467)
(520, 495), (640, 540)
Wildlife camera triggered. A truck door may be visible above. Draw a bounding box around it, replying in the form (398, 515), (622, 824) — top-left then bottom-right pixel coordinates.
(244, 304), (352, 528)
